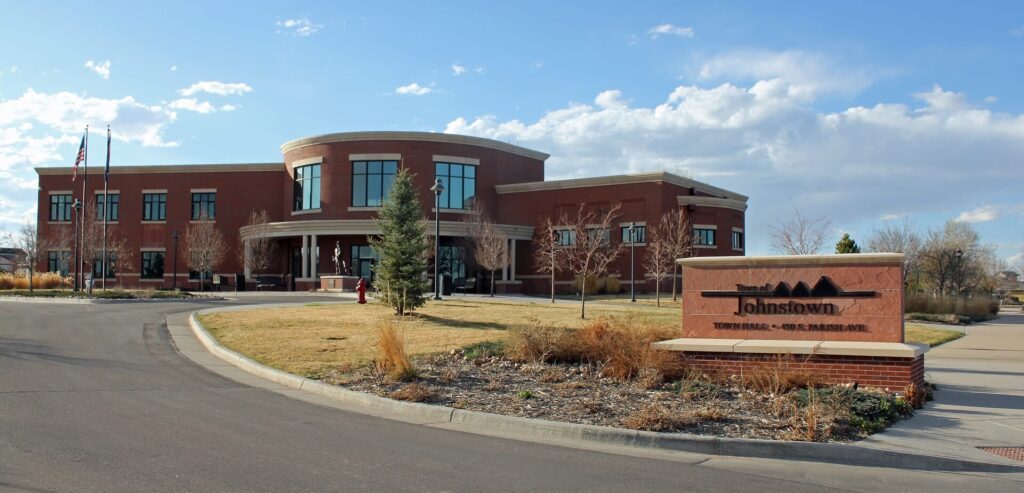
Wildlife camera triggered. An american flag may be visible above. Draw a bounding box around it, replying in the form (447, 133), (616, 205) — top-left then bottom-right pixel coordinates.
(71, 135), (85, 182)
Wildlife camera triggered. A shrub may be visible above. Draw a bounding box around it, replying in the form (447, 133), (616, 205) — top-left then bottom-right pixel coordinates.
(0, 272), (71, 290)
(388, 383), (433, 402)
(622, 404), (696, 432)
(603, 276), (621, 294)
(504, 322), (576, 363)
(462, 340), (505, 360)
(374, 319), (417, 381)
(516, 390), (535, 399)
(572, 275), (599, 295)
(905, 312), (970, 325)
(904, 292), (999, 321)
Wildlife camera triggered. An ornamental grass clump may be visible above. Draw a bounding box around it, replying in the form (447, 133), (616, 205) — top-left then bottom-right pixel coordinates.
(373, 318), (417, 381)
(0, 272), (70, 290)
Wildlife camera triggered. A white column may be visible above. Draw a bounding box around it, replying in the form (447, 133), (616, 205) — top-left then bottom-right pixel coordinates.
(510, 239), (517, 281)
(301, 235), (309, 279)
(311, 234), (318, 278)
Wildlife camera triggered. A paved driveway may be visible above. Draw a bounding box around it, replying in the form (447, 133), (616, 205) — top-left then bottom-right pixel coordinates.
(1, 298), (1021, 492)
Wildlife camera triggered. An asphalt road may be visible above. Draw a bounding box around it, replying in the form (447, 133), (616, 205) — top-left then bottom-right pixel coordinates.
(1, 298), (1021, 492)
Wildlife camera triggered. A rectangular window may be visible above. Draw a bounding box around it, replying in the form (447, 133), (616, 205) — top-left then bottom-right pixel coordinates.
(350, 244), (380, 280)
(141, 251), (165, 279)
(191, 192), (216, 220)
(47, 251), (70, 276)
(143, 193), (167, 221)
(554, 229), (575, 247)
(49, 194), (73, 221)
(92, 253), (116, 278)
(438, 245), (467, 283)
(293, 164), (322, 211)
(96, 193), (119, 221)
(434, 162), (477, 209)
(694, 228), (716, 246)
(732, 230), (744, 250)
(351, 160), (398, 207)
(189, 269), (214, 280)
(586, 227), (610, 242)
(621, 225), (646, 244)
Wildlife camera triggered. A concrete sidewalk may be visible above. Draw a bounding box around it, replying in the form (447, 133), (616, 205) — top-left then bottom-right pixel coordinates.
(862, 309), (1024, 466)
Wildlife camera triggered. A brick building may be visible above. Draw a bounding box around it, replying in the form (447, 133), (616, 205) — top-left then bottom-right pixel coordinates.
(35, 131), (747, 293)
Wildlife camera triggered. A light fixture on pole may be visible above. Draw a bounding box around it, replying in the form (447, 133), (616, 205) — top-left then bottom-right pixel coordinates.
(629, 222), (636, 303)
(954, 248), (963, 298)
(172, 230), (180, 291)
(72, 199), (83, 291)
(429, 178), (444, 300)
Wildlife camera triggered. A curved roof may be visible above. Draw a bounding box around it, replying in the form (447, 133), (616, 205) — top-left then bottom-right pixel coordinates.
(280, 131), (550, 160)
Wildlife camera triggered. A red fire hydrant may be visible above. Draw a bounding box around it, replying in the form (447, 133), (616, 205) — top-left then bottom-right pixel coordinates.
(356, 277), (367, 304)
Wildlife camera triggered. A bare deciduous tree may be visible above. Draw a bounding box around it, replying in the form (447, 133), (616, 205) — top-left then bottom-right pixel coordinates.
(657, 209), (693, 301)
(532, 217), (563, 303)
(918, 219), (995, 296)
(643, 223), (673, 307)
(770, 204), (831, 255)
(562, 203), (623, 318)
(472, 215), (509, 297)
(184, 213), (227, 292)
(105, 232), (135, 289)
(8, 221), (49, 292)
(239, 209), (278, 278)
(866, 218), (922, 287)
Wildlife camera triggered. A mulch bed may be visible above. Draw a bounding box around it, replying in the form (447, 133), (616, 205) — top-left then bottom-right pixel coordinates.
(321, 349), (877, 442)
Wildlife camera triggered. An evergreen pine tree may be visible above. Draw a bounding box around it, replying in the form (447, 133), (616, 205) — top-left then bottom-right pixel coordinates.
(835, 233), (861, 254)
(369, 169), (430, 315)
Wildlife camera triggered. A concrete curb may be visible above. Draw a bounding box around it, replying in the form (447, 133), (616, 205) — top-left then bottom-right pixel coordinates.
(0, 295), (224, 304)
(186, 305), (1023, 473)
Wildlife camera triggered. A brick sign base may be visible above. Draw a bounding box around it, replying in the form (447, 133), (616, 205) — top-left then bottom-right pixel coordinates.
(674, 351), (925, 389)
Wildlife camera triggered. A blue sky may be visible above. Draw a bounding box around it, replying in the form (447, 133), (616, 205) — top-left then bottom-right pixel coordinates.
(1, 1), (1022, 266)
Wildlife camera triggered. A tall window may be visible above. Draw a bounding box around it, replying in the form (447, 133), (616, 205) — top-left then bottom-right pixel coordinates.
(434, 162), (476, 210)
(49, 194), (72, 221)
(47, 251), (70, 276)
(352, 161), (398, 207)
(96, 194), (119, 221)
(351, 245), (379, 280)
(438, 245), (467, 283)
(143, 193), (166, 221)
(92, 253), (116, 278)
(732, 230), (744, 250)
(293, 164), (321, 211)
(141, 251), (165, 279)
(621, 225), (646, 244)
(694, 228), (716, 246)
(191, 192), (216, 220)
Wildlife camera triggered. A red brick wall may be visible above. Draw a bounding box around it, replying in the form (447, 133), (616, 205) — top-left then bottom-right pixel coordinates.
(674, 351), (925, 390)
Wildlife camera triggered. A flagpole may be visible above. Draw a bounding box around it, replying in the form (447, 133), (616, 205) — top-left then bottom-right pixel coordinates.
(102, 126), (109, 290)
(81, 125), (89, 293)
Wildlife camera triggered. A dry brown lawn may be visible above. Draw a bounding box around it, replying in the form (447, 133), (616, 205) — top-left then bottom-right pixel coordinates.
(199, 298), (679, 378)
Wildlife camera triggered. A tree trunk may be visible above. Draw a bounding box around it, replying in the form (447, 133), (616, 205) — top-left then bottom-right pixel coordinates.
(580, 276), (587, 319)
(656, 278), (661, 307)
(551, 268), (555, 303)
(671, 264), (677, 301)
(490, 269), (496, 297)
(28, 269), (33, 293)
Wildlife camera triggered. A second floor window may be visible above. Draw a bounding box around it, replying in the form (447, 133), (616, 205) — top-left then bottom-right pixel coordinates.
(732, 230), (744, 250)
(694, 228), (716, 246)
(352, 161), (398, 207)
(621, 225), (646, 244)
(143, 193), (166, 221)
(192, 192), (216, 220)
(96, 193), (119, 221)
(293, 164), (321, 211)
(49, 194), (72, 221)
(435, 162), (476, 210)
(554, 229), (575, 246)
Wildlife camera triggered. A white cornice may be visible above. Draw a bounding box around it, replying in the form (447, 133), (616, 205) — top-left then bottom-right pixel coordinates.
(36, 163), (283, 176)
(677, 195), (748, 212)
(240, 219), (535, 241)
(496, 171), (747, 201)
(280, 131), (550, 161)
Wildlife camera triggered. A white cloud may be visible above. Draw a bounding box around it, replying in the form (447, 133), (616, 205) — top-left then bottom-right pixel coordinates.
(446, 79), (1024, 248)
(1009, 252), (1024, 269)
(276, 18), (322, 37)
(955, 205), (1000, 223)
(647, 24), (695, 39)
(699, 49), (875, 96)
(178, 81), (253, 97)
(880, 213), (904, 221)
(452, 64), (466, 76)
(84, 60), (111, 79)
(395, 83), (432, 96)
(167, 98), (216, 114)
(170, 65), (178, 72)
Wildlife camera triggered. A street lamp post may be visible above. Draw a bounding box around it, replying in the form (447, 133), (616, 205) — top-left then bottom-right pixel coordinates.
(629, 222), (636, 303)
(72, 199), (83, 291)
(172, 230), (180, 291)
(954, 248), (963, 301)
(429, 178), (444, 300)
